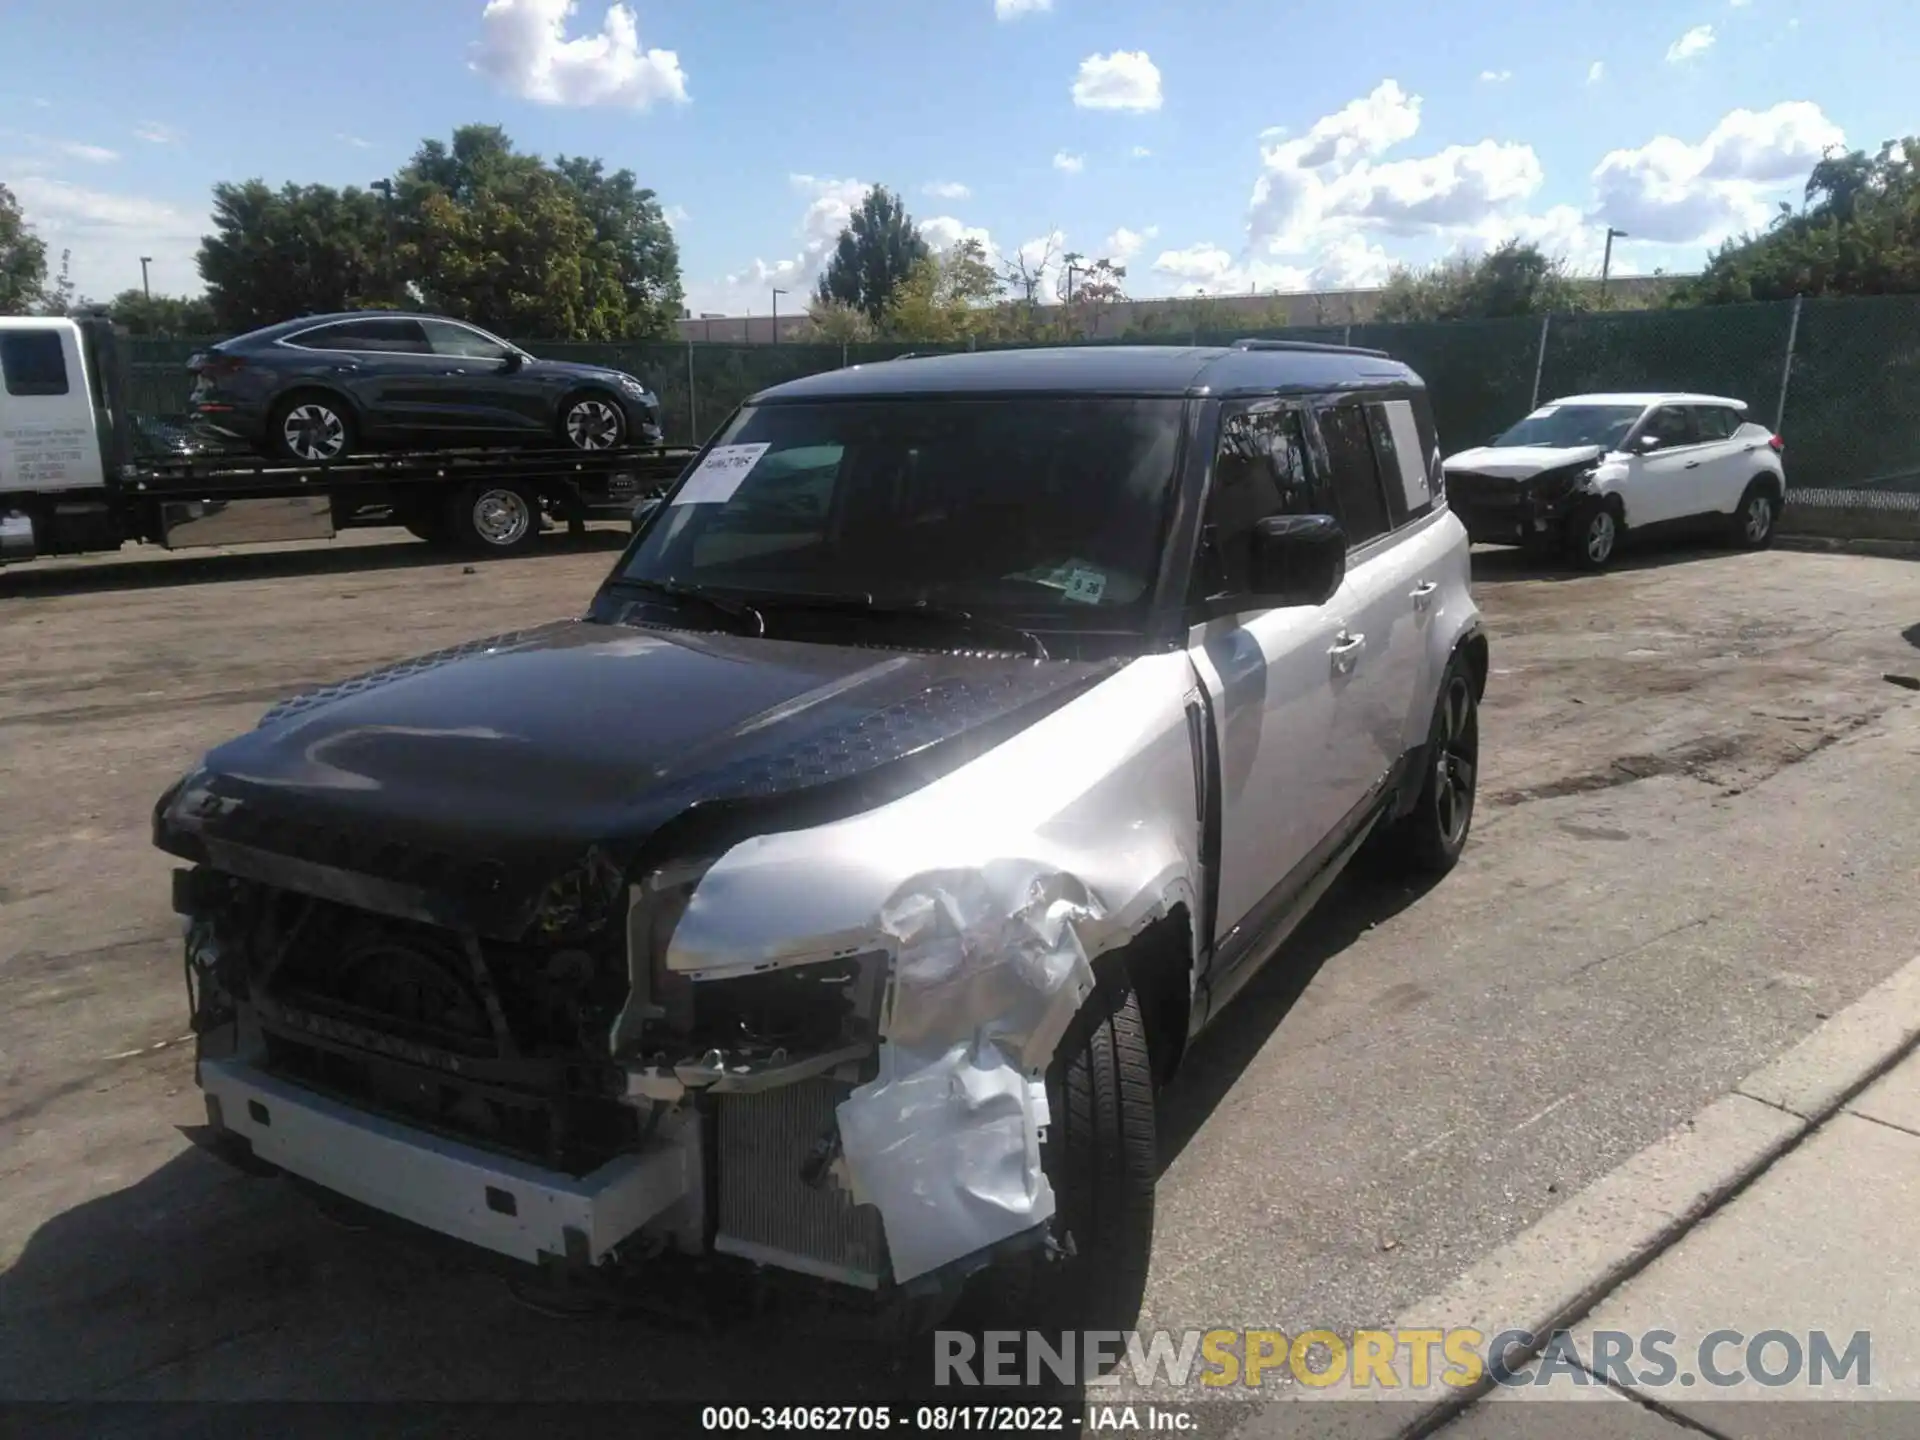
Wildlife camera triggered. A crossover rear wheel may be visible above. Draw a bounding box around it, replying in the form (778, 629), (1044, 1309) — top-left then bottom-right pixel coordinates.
(269, 393), (356, 464)
(1730, 481), (1779, 550)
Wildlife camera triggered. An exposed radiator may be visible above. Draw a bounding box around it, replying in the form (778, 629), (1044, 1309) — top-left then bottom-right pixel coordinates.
(715, 1079), (889, 1289)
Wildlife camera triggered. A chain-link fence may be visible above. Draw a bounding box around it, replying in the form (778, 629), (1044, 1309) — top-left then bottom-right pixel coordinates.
(126, 296), (1920, 532)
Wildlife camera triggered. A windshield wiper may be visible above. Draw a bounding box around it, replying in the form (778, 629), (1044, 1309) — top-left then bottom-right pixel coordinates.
(610, 577), (766, 636)
(737, 591), (1050, 660)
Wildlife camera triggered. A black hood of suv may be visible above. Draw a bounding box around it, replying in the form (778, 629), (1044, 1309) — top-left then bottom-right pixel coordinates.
(154, 620), (1118, 940)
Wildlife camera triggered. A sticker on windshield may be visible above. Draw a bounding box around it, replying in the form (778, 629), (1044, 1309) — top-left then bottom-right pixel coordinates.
(1525, 406), (1560, 420)
(1062, 568), (1107, 604)
(672, 443), (771, 505)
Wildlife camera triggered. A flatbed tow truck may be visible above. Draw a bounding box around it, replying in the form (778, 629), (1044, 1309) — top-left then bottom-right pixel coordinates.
(0, 315), (695, 569)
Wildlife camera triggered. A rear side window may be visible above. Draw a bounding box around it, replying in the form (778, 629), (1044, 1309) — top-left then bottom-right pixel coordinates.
(287, 318), (430, 354)
(1364, 399), (1434, 528)
(1191, 403), (1323, 601)
(1314, 401), (1391, 547)
(1695, 406), (1743, 440)
(0, 330), (71, 397)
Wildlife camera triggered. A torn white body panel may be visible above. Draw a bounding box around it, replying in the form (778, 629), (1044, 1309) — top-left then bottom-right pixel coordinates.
(657, 651), (1203, 1283)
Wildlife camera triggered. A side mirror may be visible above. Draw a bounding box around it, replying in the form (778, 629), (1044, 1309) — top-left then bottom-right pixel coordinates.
(630, 495), (662, 533)
(1633, 433), (1661, 452)
(501, 349), (525, 373)
(1247, 514), (1346, 608)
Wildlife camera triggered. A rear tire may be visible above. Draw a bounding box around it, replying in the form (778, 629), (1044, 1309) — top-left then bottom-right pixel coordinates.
(1729, 480), (1779, 550)
(1374, 657), (1480, 878)
(444, 481), (542, 557)
(1565, 497), (1621, 572)
(268, 392), (356, 464)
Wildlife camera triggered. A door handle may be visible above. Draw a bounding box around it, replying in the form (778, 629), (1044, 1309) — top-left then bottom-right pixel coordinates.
(1684, 460), (1701, 469)
(1411, 581), (1437, 611)
(438, 368), (469, 376)
(1329, 631), (1365, 674)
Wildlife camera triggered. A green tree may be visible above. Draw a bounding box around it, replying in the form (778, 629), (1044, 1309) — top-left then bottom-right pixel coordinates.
(802, 298), (876, 343)
(194, 125), (685, 340)
(393, 126), (624, 339)
(1375, 240), (1581, 322)
(1675, 138), (1920, 304)
(106, 288), (220, 336)
(816, 186), (931, 323)
(198, 180), (401, 330)
(883, 238), (1005, 341)
(0, 182), (48, 314)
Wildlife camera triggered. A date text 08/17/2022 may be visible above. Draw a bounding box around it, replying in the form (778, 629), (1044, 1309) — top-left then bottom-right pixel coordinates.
(699, 1403), (1195, 1432)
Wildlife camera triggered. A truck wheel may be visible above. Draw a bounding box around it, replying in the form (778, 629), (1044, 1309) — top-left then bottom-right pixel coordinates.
(445, 482), (542, 557)
(1729, 480), (1779, 550)
(1565, 497), (1620, 571)
(1373, 656), (1480, 877)
(559, 392), (627, 451)
(269, 393), (356, 464)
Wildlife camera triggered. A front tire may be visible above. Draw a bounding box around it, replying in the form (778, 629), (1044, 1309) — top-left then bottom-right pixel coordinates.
(1730, 481), (1779, 550)
(559, 393), (627, 451)
(994, 968), (1159, 1339)
(445, 481), (542, 557)
(268, 393), (356, 464)
(1566, 497), (1621, 571)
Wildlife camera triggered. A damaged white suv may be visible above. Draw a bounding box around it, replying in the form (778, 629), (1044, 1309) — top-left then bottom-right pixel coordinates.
(157, 340), (1487, 1332)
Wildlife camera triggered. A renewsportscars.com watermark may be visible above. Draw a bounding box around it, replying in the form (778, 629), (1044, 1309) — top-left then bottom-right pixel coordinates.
(934, 1328), (1873, 1391)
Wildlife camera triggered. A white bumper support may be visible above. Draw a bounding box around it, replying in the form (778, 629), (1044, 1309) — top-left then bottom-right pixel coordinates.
(200, 1058), (691, 1267)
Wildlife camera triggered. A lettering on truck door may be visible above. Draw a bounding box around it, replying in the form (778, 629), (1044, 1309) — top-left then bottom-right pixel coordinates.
(0, 323), (107, 495)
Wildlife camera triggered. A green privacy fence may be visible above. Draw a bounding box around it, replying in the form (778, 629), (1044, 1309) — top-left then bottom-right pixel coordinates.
(125, 295), (1920, 493)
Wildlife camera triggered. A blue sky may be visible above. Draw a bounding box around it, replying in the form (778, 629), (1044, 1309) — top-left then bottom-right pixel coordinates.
(2, 0), (1913, 315)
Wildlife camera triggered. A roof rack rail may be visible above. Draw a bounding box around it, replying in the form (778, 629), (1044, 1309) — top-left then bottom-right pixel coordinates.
(1231, 337), (1392, 359)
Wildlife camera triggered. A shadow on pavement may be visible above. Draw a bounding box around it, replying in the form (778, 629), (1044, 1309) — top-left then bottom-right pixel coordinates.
(1156, 864), (1443, 1174)
(1469, 539), (1733, 584)
(0, 529), (630, 601)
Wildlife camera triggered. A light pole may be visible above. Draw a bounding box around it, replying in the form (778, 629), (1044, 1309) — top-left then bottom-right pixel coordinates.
(1600, 227), (1629, 294)
(140, 256), (152, 300)
(770, 287), (787, 344)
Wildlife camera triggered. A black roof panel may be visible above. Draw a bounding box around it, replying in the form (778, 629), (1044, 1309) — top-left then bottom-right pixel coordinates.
(748, 344), (1421, 403)
(741, 341), (1420, 403)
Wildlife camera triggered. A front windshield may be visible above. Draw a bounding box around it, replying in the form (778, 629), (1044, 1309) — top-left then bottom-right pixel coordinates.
(620, 396), (1185, 624)
(1492, 403), (1643, 450)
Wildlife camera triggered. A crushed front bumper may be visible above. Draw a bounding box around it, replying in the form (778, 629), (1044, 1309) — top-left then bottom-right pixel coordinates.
(1447, 471), (1579, 546)
(199, 1057), (695, 1267)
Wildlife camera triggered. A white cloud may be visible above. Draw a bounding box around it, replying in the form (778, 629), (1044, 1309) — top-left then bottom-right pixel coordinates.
(923, 180), (971, 200)
(59, 142), (119, 164)
(685, 173), (871, 313)
(132, 122), (179, 145)
(1479, 69), (1512, 82)
(921, 215), (996, 258)
(1131, 145), (1153, 159)
(1104, 225), (1158, 261)
(1665, 25), (1715, 62)
(10, 176), (206, 300)
(336, 133), (375, 149)
(1729, 0), (1752, 7)
(1592, 101), (1845, 243)
(1148, 233), (1395, 297)
(1071, 51), (1163, 112)
(472, 0), (688, 109)
(664, 203), (689, 227)
(994, 0), (1050, 16)
(1052, 151), (1085, 173)
(1587, 60), (1606, 84)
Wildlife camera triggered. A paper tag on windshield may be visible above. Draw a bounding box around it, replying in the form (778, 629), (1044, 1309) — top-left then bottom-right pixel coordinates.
(672, 443), (770, 505)
(1061, 567), (1107, 605)
(1525, 406), (1559, 420)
